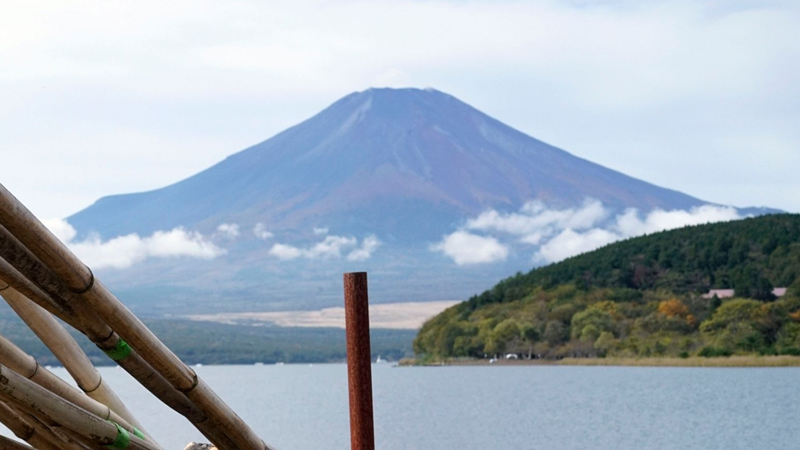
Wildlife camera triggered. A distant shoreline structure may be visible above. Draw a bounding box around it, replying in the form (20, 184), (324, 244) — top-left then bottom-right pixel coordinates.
(701, 287), (787, 299)
(402, 355), (800, 368)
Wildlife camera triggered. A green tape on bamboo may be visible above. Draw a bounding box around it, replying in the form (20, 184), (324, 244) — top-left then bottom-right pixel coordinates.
(105, 422), (130, 449)
(133, 427), (145, 440)
(103, 339), (132, 361)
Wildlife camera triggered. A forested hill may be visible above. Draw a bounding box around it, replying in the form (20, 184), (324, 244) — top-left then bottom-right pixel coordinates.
(465, 214), (800, 311)
(414, 214), (800, 360)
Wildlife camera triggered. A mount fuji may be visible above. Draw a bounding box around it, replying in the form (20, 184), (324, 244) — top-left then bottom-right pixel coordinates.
(64, 88), (776, 315)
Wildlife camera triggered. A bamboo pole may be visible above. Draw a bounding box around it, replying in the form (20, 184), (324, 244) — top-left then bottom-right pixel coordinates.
(0, 233), (210, 425)
(15, 407), (92, 450)
(0, 257), (77, 329)
(0, 250), (239, 450)
(343, 272), (375, 450)
(0, 183), (269, 450)
(0, 228), (114, 339)
(0, 332), (153, 445)
(0, 434), (37, 450)
(86, 282), (274, 450)
(0, 284), (144, 432)
(55, 423), (112, 450)
(1, 398), (111, 450)
(1, 391), (99, 450)
(0, 402), (66, 450)
(0, 364), (159, 450)
(0, 256), (237, 450)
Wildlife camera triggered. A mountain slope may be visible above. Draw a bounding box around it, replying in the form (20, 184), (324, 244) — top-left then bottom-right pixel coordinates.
(69, 88), (707, 242)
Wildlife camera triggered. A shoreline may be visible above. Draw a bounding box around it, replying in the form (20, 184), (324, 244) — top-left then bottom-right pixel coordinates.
(403, 355), (800, 367)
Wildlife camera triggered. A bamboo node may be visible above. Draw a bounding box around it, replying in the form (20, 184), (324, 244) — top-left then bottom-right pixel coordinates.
(29, 360), (40, 379)
(102, 339), (132, 362)
(68, 267), (95, 294)
(82, 375), (104, 394)
(176, 369), (199, 394)
(104, 422), (130, 449)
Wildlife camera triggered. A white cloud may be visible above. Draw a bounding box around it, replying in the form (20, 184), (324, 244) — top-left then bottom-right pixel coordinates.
(312, 227), (329, 235)
(307, 235), (357, 259)
(467, 199), (608, 242)
(535, 228), (618, 264)
(42, 218), (78, 244)
(347, 235), (381, 261)
(216, 223), (240, 239)
(436, 200), (744, 265)
(614, 204), (741, 237)
(43, 219), (224, 269)
(519, 231), (545, 246)
(431, 231), (509, 265)
(268, 243), (304, 261)
(253, 223), (273, 240)
(269, 234), (380, 261)
(532, 204), (743, 263)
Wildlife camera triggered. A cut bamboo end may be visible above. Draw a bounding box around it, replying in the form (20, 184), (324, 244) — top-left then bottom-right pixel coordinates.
(183, 443), (218, 450)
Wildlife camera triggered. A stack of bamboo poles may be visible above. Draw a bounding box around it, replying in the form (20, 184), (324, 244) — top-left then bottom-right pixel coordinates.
(0, 182), (276, 450)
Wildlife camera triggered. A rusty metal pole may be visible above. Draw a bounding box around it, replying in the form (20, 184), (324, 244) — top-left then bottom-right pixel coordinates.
(343, 272), (375, 450)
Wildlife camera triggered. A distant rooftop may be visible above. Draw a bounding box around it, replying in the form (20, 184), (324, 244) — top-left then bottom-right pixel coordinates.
(701, 288), (787, 299)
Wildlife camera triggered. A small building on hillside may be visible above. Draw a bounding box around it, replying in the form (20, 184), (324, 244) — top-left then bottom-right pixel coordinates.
(702, 289), (734, 299)
(702, 288), (787, 299)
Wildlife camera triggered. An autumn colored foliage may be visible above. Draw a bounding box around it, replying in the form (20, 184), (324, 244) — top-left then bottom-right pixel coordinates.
(658, 299), (690, 318)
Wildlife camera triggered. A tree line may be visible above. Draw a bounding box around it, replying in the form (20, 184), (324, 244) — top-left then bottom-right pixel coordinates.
(415, 214), (800, 360)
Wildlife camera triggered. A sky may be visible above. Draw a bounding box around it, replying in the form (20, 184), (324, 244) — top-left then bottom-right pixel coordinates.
(2, 0), (799, 222)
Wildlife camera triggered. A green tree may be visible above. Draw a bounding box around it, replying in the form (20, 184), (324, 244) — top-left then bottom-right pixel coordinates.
(571, 307), (613, 340)
(787, 278), (800, 298)
(776, 323), (800, 354)
(700, 299), (762, 333)
(733, 265), (775, 301)
(594, 331), (617, 355)
(700, 299), (773, 353)
(544, 320), (568, 346)
(485, 319), (520, 355)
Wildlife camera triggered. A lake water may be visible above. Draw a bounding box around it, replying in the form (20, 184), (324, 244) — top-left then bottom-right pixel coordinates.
(4, 364), (799, 450)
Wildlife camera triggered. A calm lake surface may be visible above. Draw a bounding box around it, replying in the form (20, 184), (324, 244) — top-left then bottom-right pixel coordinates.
(7, 364), (799, 449)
